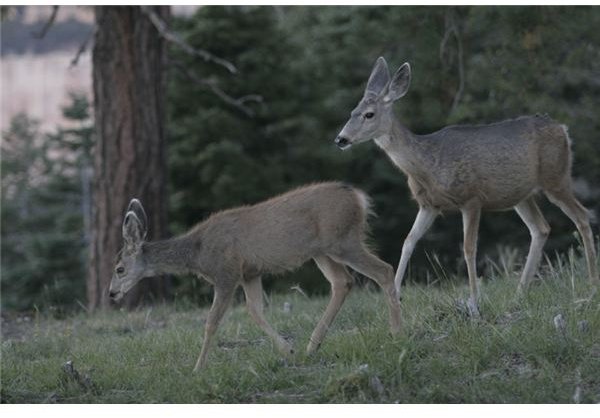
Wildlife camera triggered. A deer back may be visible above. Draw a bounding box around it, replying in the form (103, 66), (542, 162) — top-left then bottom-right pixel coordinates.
(191, 182), (370, 278)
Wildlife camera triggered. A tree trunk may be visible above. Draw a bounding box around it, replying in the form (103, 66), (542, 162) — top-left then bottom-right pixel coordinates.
(88, 6), (170, 310)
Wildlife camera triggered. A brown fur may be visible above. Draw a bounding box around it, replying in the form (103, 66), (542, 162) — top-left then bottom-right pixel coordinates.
(109, 183), (401, 372)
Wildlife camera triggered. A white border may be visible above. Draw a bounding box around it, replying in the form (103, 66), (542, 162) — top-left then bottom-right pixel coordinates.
(6, 1), (600, 7)
(3, 0), (599, 413)
(1, 404), (600, 417)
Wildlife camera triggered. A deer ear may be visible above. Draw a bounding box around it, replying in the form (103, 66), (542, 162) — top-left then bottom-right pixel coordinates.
(365, 56), (390, 96)
(122, 211), (144, 250)
(127, 198), (148, 239)
(384, 62), (411, 102)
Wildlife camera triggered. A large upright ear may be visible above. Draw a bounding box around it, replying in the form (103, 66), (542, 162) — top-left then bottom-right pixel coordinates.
(384, 62), (411, 102)
(127, 198), (148, 239)
(365, 56), (390, 96)
(122, 211), (144, 250)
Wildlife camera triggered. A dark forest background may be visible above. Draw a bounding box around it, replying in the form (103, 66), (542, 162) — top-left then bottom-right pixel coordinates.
(2, 6), (599, 312)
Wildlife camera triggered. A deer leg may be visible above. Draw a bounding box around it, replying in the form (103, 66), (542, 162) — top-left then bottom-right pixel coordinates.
(461, 205), (481, 318)
(193, 285), (235, 372)
(242, 276), (294, 355)
(514, 198), (551, 294)
(546, 188), (599, 286)
(394, 207), (438, 297)
(331, 247), (402, 334)
(306, 256), (354, 354)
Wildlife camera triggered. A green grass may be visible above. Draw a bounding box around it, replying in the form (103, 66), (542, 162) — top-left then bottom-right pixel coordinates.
(1, 251), (599, 403)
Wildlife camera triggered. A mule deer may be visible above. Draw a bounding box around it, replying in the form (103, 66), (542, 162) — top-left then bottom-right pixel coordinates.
(109, 183), (401, 372)
(335, 57), (598, 316)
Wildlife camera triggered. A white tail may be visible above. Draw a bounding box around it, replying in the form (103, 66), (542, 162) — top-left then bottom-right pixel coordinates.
(109, 182), (401, 371)
(336, 56), (598, 316)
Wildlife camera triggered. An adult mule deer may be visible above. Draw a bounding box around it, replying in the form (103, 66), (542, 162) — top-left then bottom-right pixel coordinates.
(109, 183), (401, 372)
(335, 56), (598, 316)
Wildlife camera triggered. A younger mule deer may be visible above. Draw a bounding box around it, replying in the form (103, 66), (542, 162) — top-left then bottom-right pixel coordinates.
(109, 183), (401, 372)
(335, 57), (598, 316)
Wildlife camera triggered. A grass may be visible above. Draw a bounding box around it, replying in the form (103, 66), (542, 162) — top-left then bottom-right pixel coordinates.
(1, 250), (599, 403)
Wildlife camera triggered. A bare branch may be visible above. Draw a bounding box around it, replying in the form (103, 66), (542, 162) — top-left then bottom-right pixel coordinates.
(32, 5), (59, 39)
(140, 5), (238, 74)
(173, 61), (262, 117)
(70, 26), (96, 68)
(452, 23), (465, 112)
(440, 11), (465, 113)
(238, 94), (264, 104)
(439, 18), (453, 64)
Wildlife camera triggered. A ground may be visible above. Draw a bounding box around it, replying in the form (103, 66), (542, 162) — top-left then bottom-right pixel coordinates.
(1, 252), (599, 403)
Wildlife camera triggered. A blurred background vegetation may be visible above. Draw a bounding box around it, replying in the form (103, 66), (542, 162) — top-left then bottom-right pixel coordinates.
(2, 6), (599, 312)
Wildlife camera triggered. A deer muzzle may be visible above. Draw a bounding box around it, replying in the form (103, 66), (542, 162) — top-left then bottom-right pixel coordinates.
(335, 135), (351, 150)
(109, 289), (124, 301)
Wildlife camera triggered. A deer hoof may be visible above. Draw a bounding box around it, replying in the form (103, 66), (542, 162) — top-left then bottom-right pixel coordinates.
(467, 299), (480, 319)
(306, 340), (321, 355)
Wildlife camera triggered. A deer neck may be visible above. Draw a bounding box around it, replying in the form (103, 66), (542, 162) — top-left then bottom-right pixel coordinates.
(375, 118), (432, 179)
(142, 236), (198, 276)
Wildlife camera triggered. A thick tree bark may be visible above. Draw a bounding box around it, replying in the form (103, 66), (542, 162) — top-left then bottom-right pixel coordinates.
(88, 6), (170, 310)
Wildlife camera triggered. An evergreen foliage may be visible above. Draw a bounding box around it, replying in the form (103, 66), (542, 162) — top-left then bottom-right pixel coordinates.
(167, 6), (600, 297)
(1, 95), (93, 311)
(2, 6), (599, 311)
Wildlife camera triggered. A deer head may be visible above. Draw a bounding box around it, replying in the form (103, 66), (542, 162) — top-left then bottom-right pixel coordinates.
(335, 57), (411, 149)
(109, 199), (149, 301)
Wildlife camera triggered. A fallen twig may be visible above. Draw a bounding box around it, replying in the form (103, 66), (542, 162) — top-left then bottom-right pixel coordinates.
(60, 360), (98, 394)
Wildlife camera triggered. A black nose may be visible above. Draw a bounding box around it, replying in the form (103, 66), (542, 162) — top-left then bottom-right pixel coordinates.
(109, 290), (118, 299)
(335, 136), (350, 147)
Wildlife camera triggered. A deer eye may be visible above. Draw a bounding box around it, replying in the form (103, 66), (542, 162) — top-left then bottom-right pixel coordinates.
(364, 112), (375, 119)
(116, 266), (125, 274)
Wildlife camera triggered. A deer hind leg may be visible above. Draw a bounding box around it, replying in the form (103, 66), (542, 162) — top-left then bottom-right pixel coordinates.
(193, 285), (236, 372)
(242, 276), (294, 356)
(394, 206), (438, 298)
(330, 246), (402, 334)
(306, 256), (354, 354)
(461, 205), (482, 318)
(514, 197), (551, 294)
(545, 188), (599, 285)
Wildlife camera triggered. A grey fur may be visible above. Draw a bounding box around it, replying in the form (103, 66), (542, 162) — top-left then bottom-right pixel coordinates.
(127, 198), (148, 237)
(336, 56), (598, 315)
(365, 56), (390, 95)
